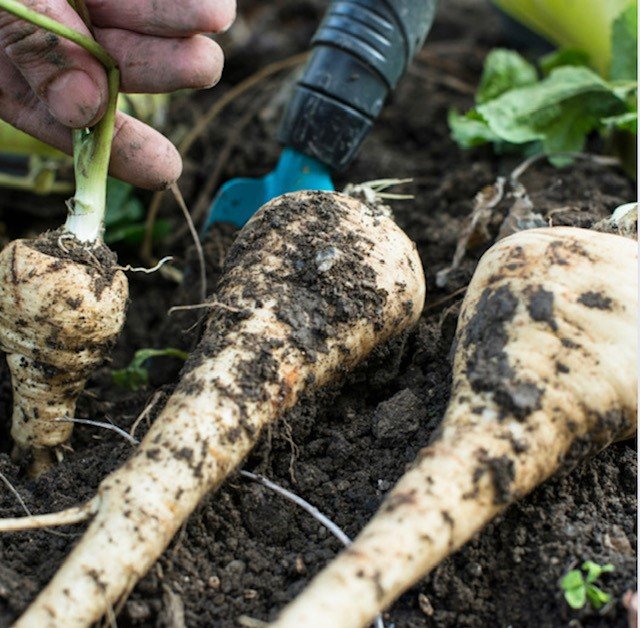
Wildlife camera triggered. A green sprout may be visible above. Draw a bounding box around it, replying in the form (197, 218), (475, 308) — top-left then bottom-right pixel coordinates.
(560, 561), (615, 611)
(112, 348), (188, 391)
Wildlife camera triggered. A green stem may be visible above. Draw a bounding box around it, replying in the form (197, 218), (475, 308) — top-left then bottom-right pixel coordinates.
(0, 0), (114, 68)
(65, 67), (119, 242)
(0, 0), (119, 243)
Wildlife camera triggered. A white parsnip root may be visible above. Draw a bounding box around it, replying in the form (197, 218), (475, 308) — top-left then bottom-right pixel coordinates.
(0, 236), (128, 472)
(272, 227), (638, 628)
(13, 191), (425, 626)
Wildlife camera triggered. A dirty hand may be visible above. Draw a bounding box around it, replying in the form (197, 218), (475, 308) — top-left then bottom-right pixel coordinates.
(0, 0), (235, 189)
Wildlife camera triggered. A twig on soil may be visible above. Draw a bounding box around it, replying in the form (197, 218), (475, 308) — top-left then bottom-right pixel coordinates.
(170, 183), (207, 305)
(239, 470), (385, 628)
(141, 53), (308, 261)
(49, 417), (138, 446)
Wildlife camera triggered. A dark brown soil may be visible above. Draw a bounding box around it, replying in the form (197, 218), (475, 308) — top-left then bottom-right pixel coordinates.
(0, 1), (636, 627)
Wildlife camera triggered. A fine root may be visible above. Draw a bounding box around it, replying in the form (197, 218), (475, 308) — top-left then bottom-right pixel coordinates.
(0, 497), (99, 532)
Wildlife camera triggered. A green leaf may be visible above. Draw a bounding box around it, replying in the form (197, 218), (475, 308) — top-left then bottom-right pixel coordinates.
(448, 108), (501, 149)
(540, 49), (591, 76)
(610, 4), (638, 81)
(586, 585), (611, 610)
(112, 348), (189, 391)
(582, 561), (614, 583)
(582, 561), (603, 583)
(477, 66), (627, 150)
(564, 585), (587, 610)
(602, 111), (638, 134)
(561, 570), (585, 591)
(476, 49), (538, 104)
(104, 219), (171, 246)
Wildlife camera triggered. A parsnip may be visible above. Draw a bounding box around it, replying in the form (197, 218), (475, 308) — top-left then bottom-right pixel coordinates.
(0, 4), (128, 473)
(11, 191), (425, 627)
(272, 226), (637, 628)
(0, 235), (128, 472)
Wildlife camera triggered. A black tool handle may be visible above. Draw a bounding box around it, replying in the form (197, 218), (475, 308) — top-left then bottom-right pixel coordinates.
(278, 0), (438, 171)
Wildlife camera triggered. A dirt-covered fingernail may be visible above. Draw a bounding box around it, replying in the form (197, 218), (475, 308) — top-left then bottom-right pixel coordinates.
(46, 70), (102, 128)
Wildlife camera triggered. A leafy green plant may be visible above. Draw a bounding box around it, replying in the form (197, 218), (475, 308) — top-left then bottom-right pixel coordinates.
(104, 178), (171, 245)
(450, 2), (637, 170)
(560, 561), (615, 611)
(112, 348), (188, 391)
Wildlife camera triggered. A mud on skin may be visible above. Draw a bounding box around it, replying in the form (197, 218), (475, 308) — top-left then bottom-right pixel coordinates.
(462, 285), (543, 421)
(172, 192), (404, 479)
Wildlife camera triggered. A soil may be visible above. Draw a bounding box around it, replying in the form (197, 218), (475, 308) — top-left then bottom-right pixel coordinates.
(0, 1), (636, 627)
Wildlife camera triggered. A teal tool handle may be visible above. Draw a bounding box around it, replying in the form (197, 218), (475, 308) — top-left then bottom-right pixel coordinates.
(278, 0), (438, 171)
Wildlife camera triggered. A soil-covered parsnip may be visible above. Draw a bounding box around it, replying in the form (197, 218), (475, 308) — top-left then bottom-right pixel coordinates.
(12, 191), (425, 627)
(0, 1), (128, 473)
(0, 237), (127, 471)
(272, 226), (637, 628)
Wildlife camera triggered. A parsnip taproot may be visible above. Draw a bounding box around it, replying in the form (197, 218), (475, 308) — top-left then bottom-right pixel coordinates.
(0, 236), (128, 472)
(0, 3), (128, 472)
(272, 226), (637, 628)
(10, 191), (425, 627)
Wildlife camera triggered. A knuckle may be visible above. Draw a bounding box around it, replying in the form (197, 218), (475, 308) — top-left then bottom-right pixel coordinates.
(0, 17), (65, 80)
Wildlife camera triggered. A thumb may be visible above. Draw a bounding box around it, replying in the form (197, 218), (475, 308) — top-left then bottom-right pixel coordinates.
(0, 0), (107, 127)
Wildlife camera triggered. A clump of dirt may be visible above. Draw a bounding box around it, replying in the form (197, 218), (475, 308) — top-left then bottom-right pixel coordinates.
(27, 228), (119, 298)
(0, 1), (635, 627)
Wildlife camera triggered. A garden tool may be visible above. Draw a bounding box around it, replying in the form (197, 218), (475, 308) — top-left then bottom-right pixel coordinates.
(204, 0), (439, 230)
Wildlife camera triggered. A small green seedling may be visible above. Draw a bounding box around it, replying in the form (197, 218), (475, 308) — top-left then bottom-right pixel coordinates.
(561, 561), (615, 611)
(112, 348), (188, 391)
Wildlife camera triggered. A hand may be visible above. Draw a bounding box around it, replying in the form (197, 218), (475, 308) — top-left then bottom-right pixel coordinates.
(0, 0), (235, 189)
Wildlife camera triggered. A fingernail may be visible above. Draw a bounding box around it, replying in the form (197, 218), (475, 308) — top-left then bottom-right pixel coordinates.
(46, 70), (102, 128)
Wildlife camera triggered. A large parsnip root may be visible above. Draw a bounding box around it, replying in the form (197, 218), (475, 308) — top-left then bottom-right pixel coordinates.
(0, 234), (128, 473)
(13, 191), (425, 627)
(272, 226), (637, 628)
